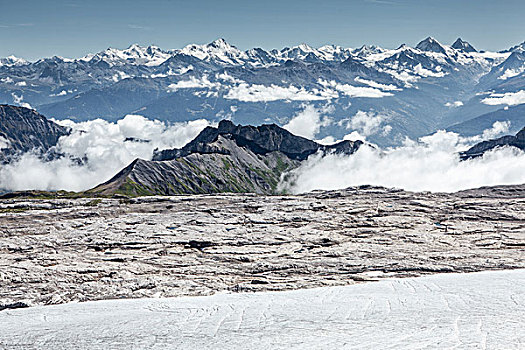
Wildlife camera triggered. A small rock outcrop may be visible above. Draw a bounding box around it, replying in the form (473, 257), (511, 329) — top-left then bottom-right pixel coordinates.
(460, 127), (525, 160)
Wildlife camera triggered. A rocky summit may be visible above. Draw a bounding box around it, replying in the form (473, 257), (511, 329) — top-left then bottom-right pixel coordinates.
(90, 120), (363, 196)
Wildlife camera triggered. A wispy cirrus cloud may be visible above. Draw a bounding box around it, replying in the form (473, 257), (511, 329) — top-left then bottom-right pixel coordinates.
(128, 24), (152, 30)
(0, 23), (35, 28)
(364, 0), (401, 5)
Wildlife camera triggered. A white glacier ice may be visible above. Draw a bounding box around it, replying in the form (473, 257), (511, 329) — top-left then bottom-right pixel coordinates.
(0, 269), (523, 349)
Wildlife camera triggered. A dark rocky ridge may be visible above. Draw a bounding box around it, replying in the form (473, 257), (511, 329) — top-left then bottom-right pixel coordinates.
(460, 127), (525, 160)
(91, 121), (364, 196)
(0, 105), (69, 163)
(153, 120), (363, 161)
(451, 38), (477, 53)
(415, 37), (447, 54)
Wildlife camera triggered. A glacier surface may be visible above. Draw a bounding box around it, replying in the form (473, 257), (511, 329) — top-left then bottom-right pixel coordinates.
(0, 269), (524, 349)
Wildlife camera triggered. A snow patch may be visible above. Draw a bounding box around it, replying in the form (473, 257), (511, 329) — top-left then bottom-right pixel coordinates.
(0, 135), (10, 149)
(0, 270), (523, 349)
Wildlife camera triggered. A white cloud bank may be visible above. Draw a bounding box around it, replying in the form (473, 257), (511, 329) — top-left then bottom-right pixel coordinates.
(354, 77), (402, 91)
(281, 126), (525, 194)
(338, 110), (388, 137)
(445, 101), (463, 108)
(498, 67), (525, 80)
(167, 75), (220, 91)
(481, 90), (525, 106)
(11, 92), (33, 109)
(0, 115), (213, 192)
(319, 79), (393, 98)
(413, 64), (446, 78)
(481, 120), (511, 140)
(283, 104), (333, 139)
(165, 74), (397, 103)
(2, 114), (518, 195)
(224, 83), (336, 102)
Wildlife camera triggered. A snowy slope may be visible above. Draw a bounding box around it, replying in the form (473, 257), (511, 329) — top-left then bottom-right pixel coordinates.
(1, 269), (524, 349)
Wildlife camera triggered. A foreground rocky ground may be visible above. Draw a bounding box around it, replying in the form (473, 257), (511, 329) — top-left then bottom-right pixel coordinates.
(0, 185), (524, 307)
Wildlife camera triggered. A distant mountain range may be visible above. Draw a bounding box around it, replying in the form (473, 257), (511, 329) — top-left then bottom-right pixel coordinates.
(1, 37), (524, 146)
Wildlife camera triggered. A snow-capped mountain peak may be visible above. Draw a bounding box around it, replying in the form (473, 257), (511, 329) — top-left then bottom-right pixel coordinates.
(1, 37), (524, 149)
(504, 41), (525, 53)
(207, 38), (232, 49)
(83, 44), (171, 67)
(416, 37), (447, 54)
(451, 38), (477, 53)
(317, 45), (351, 61)
(297, 43), (314, 52)
(0, 55), (29, 67)
(352, 45), (386, 59)
(180, 38), (246, 65)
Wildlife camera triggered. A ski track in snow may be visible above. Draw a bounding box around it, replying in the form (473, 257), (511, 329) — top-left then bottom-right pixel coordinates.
(0, 269), (524, 349)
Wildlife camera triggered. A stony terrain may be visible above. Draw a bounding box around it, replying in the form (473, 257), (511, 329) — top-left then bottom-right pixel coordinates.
(0, 185), (524, 308)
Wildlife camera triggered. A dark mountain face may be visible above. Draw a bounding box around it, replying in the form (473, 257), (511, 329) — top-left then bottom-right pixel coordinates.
(154, 120), (363, 162)
(460, 127), (525, 160)
(415, 37), (447, 54)
(451, 38), (477, 53)
(91, 120), (364, 196)
(0, 105), (69, 163)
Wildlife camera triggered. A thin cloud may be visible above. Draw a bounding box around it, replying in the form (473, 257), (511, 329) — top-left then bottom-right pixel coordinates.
(128, 24), (152, 30)
(0, 23), (36, 28)
(63, 2), (84, 7)
(365, 0), (401, 5)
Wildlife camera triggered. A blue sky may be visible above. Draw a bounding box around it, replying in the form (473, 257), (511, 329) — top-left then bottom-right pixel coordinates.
(1, 0), (524, 60)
